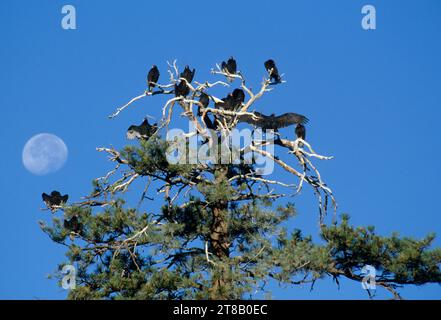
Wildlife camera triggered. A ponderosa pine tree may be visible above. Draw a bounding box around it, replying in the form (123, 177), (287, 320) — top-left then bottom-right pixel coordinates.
(40, 60), (441, 300)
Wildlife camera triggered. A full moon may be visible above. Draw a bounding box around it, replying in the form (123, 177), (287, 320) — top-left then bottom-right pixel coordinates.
(22, 133), (68, 175)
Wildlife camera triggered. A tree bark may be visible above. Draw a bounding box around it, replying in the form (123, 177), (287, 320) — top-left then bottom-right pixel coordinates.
(208, 165), (231, 299)
(209, 202), (230, 299)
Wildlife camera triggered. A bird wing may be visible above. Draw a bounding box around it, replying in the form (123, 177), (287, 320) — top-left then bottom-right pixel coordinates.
(42, 193), (51, 204)
(274, 113), (309, 128)
(61, 195), (69, 203)
(228, 58), (237, 73)
(239, 112), (308, 129)
(148, 68), (159, 82)
(237, 112), (266, 127)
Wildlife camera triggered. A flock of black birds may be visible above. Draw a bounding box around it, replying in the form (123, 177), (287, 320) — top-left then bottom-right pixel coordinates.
(42, 58), (309, 218)
(131, 57), (309, 142)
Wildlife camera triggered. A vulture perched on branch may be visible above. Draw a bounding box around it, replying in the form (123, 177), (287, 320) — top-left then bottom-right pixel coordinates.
(295, 123), (306, 140)
(197, 92), (218, 131)
(175, 81), (190, 97)
(127, 118), (158, 140)
(64, 216), (83, 233)
(42, 191), (68, 210)
(264, 59), (282, 84)
(197, 92), (210, 116)
(221, 57), (237, 74)
(239, 112), (308, 131)
(232, 88), (245, 106)
(215, 88), (245, 111)
(147, 65), (160, 92)
(295, 123), (306, 147)
(221, 57), (237, 82)
(180, 65), (195, 83)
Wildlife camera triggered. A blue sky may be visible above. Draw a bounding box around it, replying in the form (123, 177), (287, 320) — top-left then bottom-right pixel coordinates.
(1, 0), (440, 299)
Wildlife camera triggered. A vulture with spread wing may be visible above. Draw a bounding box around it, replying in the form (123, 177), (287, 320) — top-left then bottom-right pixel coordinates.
(239, 112), (308, 130)
(42, 191), (68, 211)
(127, 118), (158, 140)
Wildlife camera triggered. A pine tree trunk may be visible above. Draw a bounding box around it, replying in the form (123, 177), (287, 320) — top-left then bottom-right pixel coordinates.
(209, 203), (230, 299)
(208, 165), (231, 299)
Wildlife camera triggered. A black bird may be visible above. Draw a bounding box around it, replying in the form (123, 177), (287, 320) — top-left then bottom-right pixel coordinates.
(64, 216), (83, 233)
(264, 59), (282, 83)
(232, 88), (245, 107)
(42, 191), (68, 211)
(221, 57), (237, 82)
(180, 65), (195, 83)
(197, 92), (218, 131)
(215, 89), (245, 111)
(221, 57), (237, 74)
(239, 112), (308, 131)
(198, 92), (210, 116)
(147, 65), (160, 92)
(175, 81), (190, 97)
(295, 123), (306, 140)
(295, 123), (306, 147)
(126, 118), (158, 140)
(215, 93), (235, 111)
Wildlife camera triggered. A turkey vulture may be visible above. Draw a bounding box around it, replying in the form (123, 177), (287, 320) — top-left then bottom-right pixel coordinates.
(175, 81), (190, 97)
(127, 118), (158, 140)
(264, 59), (281, 83)
(42, 191), (68, 211)
(198, 92), (210, 116)
(295, 123), (306, 147)
(180, 65), (195, 83)
(147, 65), (160, 92)
(221, 57), (237, 74)
(64, 216), (83, 233)
(295, 123), (306, 140)
(232, 88), (245, 106)
(221, 57), (237, 82)
(215, 93), (235, 111)
(238, 112), (308, 130)
(215, 89), (245, 111)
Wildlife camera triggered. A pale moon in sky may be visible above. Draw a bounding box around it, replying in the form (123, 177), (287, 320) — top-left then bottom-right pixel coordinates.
(22, 133), (68, 175)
